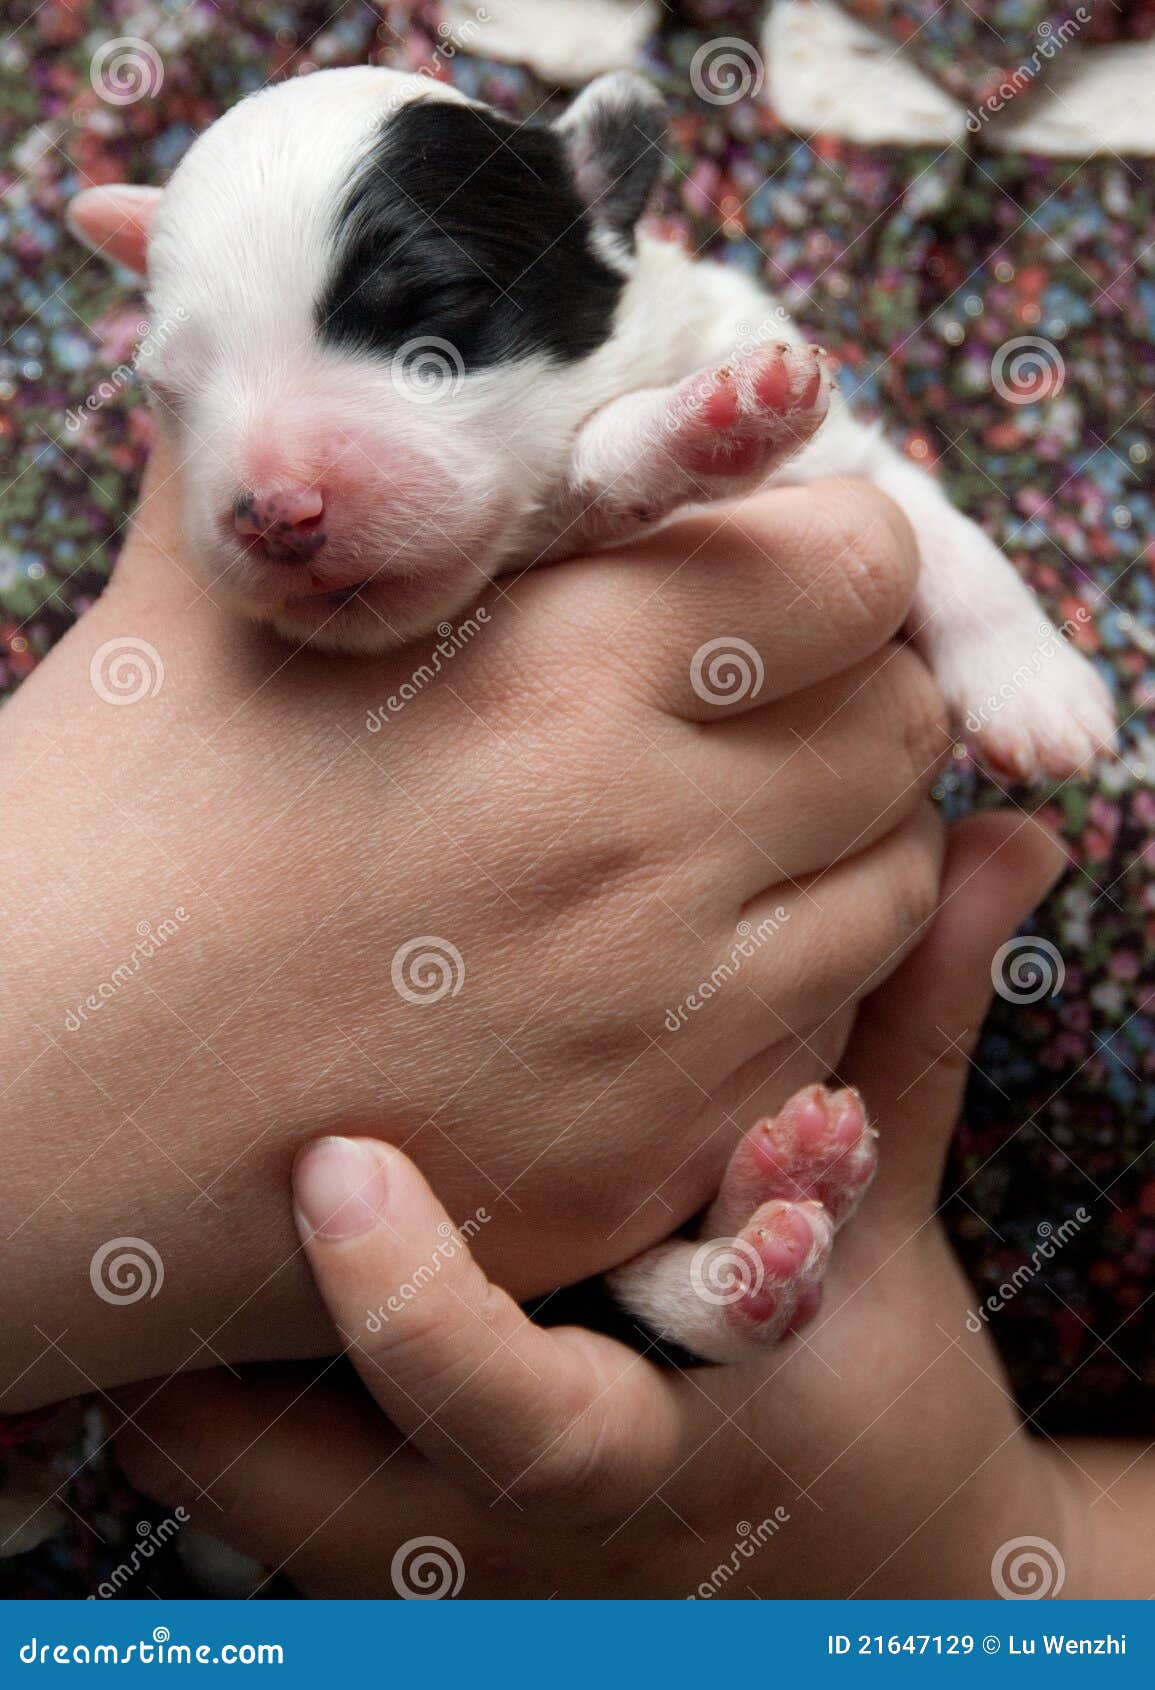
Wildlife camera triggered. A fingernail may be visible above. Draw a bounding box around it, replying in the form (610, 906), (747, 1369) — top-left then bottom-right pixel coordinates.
(294, 1137), (386, 1241)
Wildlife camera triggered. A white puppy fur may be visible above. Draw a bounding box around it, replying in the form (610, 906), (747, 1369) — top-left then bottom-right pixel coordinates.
(72, 65), (1115, 782)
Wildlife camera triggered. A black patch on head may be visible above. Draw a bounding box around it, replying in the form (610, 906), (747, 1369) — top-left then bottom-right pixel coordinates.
(317, 99), (626, 372)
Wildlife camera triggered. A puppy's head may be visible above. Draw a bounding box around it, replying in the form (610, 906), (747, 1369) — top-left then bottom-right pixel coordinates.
(71, 66), (665, 652)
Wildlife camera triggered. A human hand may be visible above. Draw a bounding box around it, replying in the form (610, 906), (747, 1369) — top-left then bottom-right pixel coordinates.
(114, 812), (1142, 1602)
(1, 439), (947, 1407)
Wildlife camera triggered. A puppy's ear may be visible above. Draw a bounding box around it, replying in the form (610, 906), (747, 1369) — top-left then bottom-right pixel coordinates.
(556, 71), (666, 244)
(67, 185), (161, 277)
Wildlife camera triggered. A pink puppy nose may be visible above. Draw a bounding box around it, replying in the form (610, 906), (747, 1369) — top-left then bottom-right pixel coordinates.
(234, 486), (326, 562)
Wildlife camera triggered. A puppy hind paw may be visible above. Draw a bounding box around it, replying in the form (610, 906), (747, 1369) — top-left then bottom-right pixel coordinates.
(707, 1082), (878, 1235)
(607, 1084), (876, 1365)
(607, 1197), (834, 1365)
(710, 1197), (834, 1351)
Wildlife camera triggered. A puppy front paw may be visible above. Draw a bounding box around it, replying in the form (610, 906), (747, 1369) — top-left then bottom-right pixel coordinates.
(941, 624), (1117, 783)
(661, 342), (833, 481)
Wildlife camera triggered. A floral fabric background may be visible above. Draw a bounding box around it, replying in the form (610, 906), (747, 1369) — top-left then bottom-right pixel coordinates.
(1, 0), (1153, 1592)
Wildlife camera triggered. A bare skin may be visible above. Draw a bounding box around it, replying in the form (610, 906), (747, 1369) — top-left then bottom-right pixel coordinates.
(118, 818), (1155, 1600)
(1, 440), (949, 1411)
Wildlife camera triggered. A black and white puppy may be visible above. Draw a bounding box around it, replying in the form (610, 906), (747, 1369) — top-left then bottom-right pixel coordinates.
(74, 65), (1114, 779)
(70, 66), (1115, 1362)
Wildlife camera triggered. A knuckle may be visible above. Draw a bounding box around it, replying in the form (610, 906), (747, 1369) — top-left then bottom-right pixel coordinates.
(507, 1445), (596, 1515)
(824, 484), (919, 646)
(508, 1407), (617, 1519)
(887, 807), (944, 941)
(882, 647), (953, 780)
(892, 1009), (977, 1099)
(367, 1308), (463, 1395)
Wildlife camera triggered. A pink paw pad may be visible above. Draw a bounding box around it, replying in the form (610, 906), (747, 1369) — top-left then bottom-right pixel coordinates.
(724, 1198), (833, 1339)
(665, 343), (832, 478)
(718, 1084), (877, 1232)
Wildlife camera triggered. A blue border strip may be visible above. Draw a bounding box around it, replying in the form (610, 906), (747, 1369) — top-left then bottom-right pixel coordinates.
(0, 1600), (1150, 1686)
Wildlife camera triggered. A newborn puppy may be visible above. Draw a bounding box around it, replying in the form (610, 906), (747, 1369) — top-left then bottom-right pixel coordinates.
(71, 65), (1114, 1363)
(72, 65), (1115, 780)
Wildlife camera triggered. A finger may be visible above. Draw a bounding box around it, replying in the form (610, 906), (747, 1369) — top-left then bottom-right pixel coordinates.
(515, 478), (919, 719)
(838, 811), (1067, 1215)
(691, 800), (945, 1055)
(290, 1137), (683, 1514)
(661, 802), (943, 1087)
(635, 479), (918, 720)
(680, 642), (949, 893)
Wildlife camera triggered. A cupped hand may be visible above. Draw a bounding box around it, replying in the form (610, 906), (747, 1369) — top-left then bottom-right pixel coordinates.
(115, 813), (1143, 1601)
(1, 438), (947, 1407)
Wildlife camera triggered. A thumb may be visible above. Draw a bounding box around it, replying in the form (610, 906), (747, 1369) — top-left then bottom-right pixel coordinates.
(838, 811), (1068, 1218)
(288, 1137), (682, 1514)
